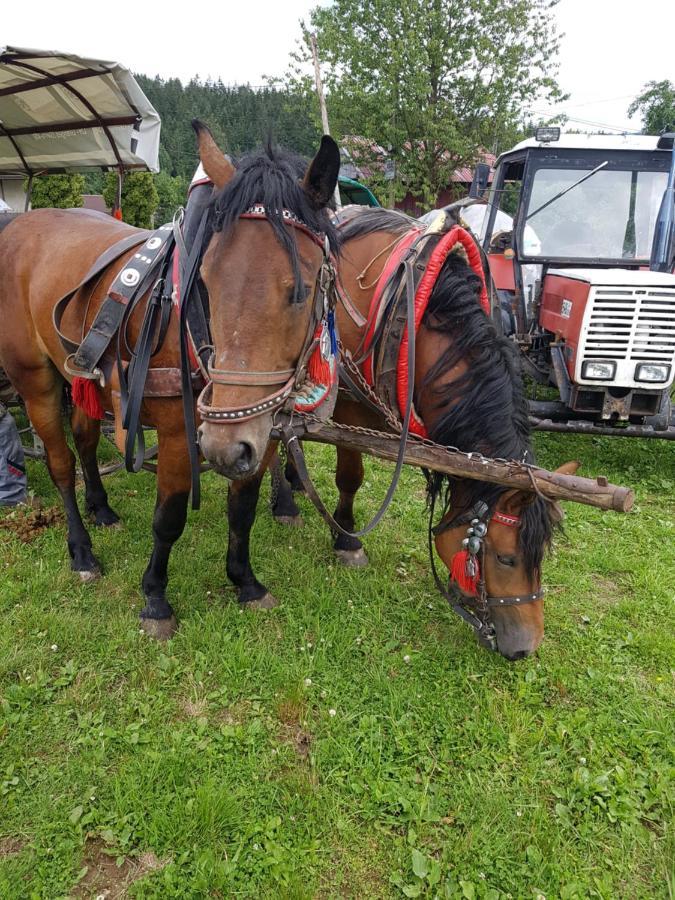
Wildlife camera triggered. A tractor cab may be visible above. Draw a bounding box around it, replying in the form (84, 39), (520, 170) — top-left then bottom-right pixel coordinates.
(475, 130), (675, 437)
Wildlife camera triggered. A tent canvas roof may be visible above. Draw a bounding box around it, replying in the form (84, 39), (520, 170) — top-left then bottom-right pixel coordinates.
(0, 46), (160, 175)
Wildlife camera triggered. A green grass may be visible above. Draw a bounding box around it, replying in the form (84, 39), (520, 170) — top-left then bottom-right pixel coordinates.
(0, 431), (673, 898)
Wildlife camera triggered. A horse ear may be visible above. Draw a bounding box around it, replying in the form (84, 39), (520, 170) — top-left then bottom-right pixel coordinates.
(499, 489), (537, 514)
(555, 460), (581, 476)
(192, 119), (235, 189)
(302, 135), (341, 209)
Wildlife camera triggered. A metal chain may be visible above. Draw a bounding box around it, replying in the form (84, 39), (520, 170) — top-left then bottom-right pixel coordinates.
(339, 342), (404, 434)
(335, 343), (536, 474)
(291, 407), (539, 478)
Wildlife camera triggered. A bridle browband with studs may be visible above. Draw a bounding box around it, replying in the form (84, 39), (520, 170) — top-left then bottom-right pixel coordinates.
(429, 499), (544, 651)
(196, 205), (336, 425)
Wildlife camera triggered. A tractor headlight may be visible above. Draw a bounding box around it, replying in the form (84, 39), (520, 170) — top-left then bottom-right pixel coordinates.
(581, 360), (616, 381)
(634, 363), (671, 383)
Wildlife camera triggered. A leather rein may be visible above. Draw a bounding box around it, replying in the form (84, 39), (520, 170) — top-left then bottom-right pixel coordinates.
(196, 206), (336, 425)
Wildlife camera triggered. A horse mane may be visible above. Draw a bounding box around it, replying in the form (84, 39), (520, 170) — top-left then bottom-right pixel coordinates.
(211, 143), (340, 301)
(340, 207), (554, 576)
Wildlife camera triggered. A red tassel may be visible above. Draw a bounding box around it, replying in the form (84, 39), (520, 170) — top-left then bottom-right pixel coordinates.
(307, 343), (331, 386)
(113, 208), (123, 221)
(71, 376), (105, 420)
(451, 549), (479, 596)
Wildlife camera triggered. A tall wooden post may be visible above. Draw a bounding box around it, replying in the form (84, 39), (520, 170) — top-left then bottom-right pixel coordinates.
(310, 33), (342, 210)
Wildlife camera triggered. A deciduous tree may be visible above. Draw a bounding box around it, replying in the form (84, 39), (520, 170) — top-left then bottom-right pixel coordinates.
(28, 174), (85, 209)
(281, 0), (565, 205)
(628, 81), (675, 135)
(103, 171), (159, 228)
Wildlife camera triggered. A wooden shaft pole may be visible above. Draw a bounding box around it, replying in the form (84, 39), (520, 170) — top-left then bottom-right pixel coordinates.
(296, 423), (634, 512)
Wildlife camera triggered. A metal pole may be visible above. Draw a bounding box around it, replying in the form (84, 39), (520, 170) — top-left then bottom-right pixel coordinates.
(310, 33), (342, 210)
(24, 174), (33, 211)
(113, 169), (124, 220)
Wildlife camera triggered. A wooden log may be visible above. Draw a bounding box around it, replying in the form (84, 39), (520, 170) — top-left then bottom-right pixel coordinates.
(292, 423), (634, 512)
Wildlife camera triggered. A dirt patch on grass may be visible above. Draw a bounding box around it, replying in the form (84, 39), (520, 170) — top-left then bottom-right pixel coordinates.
(72, 840), (170, 899)
(0, 504), (63, 542)
(278, 724), (312, 760)
(214, 699), (252, 726)
(275, 696), (307, 727)
(180, 695), (208, 718)
(0, 836), (25, 858)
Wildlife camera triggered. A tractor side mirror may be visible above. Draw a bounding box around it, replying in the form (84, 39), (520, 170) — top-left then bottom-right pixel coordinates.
(469, 163), (491, 199)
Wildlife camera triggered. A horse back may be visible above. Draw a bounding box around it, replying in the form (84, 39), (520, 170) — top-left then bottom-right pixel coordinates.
(0, 208), (175, 385)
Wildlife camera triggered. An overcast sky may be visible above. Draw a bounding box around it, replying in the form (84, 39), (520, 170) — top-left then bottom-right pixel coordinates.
(3, 0), (674, 132)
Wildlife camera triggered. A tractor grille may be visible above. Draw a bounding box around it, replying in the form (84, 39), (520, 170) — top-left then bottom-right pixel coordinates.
(578, 285), (675, 387)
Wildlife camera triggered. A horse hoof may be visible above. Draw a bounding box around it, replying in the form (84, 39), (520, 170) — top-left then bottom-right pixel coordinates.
(274, 514), (304, 527)
(140, 615), (178, 640)
(241, 592), (279, 610)
(335, 548), (369, 568)
(77, 568), (101, 583)
(100, 517), (122, 529)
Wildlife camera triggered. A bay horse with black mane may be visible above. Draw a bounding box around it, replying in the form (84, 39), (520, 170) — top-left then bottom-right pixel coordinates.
(0, 122), (341, 638)
(208, 189), (576, 659)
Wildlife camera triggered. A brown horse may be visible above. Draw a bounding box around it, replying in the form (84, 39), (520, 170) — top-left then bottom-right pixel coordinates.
(214, 197), (577, 659)
(0, 123), (340, 637)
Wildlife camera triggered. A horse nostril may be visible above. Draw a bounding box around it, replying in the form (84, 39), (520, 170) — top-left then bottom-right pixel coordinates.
(507, 649), (529, 661)
(233, 441), (255, 474)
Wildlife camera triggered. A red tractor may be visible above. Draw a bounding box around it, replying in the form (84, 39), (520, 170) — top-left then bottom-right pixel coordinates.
(466, 129), (675, 439)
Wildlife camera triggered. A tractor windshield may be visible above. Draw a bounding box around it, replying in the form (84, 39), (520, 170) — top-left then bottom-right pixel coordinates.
(522, 162), (668, 262)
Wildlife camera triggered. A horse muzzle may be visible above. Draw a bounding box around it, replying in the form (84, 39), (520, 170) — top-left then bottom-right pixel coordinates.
(198, 421), (266, 479)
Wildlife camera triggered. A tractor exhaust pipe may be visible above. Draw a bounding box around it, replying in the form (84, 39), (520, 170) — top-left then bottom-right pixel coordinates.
(650, 132), (675, 273)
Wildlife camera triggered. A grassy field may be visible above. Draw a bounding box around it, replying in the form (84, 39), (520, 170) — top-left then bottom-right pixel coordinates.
(0, 428), (673, 899)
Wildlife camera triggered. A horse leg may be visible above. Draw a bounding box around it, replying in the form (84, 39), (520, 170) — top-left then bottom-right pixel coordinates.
(227, 445), (279, 609)
(21, 371), (101, 579)
(333, 447), (368, 567)
(70, 406), (120, 527)
(270, 450), (303, 526)
(284, 455), (306, 493)
(139, 419), (191, 640)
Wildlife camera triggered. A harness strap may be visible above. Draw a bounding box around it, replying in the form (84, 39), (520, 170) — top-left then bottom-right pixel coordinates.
(176, 210), (210, 509)
(280, 252), (418, 539)
(120, 264), (174, 473)
(53, 231), (162, 371)
(208, 367), (295, 386)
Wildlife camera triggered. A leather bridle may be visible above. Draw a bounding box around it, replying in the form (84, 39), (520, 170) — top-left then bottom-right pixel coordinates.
(429, 498), (545, 651)
(197, 205), (336, 425)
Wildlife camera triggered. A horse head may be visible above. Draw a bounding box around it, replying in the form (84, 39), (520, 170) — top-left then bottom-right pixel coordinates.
(433, 464), (575, 659)
(192, 121), (340, 478)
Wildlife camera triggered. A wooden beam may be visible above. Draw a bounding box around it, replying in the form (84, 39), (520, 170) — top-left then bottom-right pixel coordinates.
(291, 423), (634, 512)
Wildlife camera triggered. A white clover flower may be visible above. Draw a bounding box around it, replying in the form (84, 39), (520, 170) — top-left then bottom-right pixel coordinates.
(304, 678), (312, 687)
(403, 654), (411, 664)
(51, 644), (58, 651)
(328, 708), (336, 717)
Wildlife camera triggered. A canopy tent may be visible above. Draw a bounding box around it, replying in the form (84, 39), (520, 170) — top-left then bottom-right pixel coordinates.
(0, 46), (160, 176)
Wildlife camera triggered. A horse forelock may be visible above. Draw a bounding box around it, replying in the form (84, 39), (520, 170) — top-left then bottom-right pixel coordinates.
(210, 145), (339, 301)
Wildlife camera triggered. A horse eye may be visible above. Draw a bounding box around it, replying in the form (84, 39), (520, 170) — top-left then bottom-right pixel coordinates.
(496, 554), (516, 567)
(289, 284), (311, 303)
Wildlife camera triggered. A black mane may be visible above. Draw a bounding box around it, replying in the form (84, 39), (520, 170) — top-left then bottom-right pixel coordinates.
(211, 144), (339, 301)
(341, 207), (554, 575)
